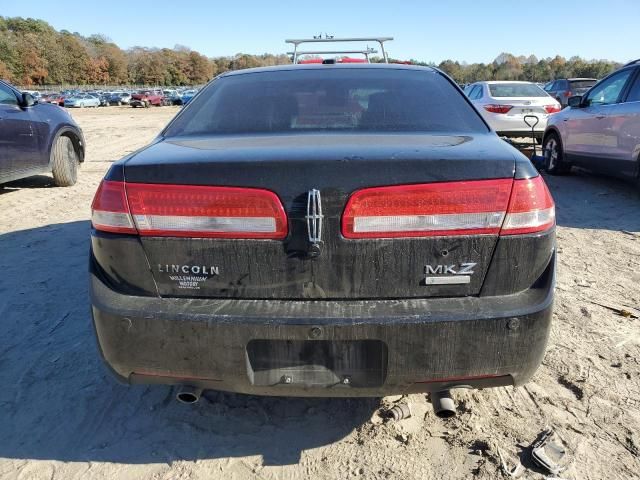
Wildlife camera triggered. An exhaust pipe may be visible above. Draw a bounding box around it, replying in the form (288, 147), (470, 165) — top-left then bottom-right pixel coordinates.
(176, 385), (203, 404)
(430, 390), (456, 418)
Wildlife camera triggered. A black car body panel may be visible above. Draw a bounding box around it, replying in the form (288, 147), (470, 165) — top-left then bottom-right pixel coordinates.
(0, 80), (84, 184)
(91, 250), (553, 396)
(117, 133), (519, 299)
(90, 64), (555, 397)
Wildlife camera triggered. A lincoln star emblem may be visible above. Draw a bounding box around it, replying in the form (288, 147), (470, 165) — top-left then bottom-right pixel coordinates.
(306, 189), (323, 245)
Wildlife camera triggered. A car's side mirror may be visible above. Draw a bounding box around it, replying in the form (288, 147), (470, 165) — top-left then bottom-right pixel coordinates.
(20, 93), (36, 107)
(567, 95), (583, 108)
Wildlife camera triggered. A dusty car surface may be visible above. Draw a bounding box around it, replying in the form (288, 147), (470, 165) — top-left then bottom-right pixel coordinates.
(90, 64), (556, 406)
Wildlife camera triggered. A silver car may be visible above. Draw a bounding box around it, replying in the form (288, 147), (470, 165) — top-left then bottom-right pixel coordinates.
(542, 60), (640, 185)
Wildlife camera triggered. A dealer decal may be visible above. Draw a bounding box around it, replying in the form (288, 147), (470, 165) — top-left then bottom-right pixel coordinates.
(157, 264), (220, 290)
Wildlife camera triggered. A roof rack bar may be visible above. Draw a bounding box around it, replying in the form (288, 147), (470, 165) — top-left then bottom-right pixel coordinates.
(285, 36), (393, 64)
(286, 49), (378, 56)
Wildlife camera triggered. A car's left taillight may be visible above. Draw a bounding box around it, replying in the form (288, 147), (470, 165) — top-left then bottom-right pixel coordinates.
(544, 104), (561, 114)
(483, 104), (513, 114)
(91, 180), (288, 239)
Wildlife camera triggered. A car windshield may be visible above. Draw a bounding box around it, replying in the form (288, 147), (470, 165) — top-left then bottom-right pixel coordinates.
(489, 83), (548, 97)
(165, 68), (488, 136)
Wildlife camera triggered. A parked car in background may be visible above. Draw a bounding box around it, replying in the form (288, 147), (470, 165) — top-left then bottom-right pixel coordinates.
(465, 81), (560, 140)
(163, 89), (183, 105)
(543, 60), (640, 184)
(64, 93), (101, 108)
(90, 64), (556, 406)
(41, 93), (64, 106)
(544, 78), (597, 108)
(0, 80), (85, 186)
(130, 90), (165, 107)
(98, 93), (111, 107)
(180, 89), (198, 105)
(108, 92), (131, 105)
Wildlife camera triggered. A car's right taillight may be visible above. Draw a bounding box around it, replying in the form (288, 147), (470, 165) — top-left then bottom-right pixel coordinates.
(484, 104), (513, 114)
(91, 180), (288, 239)
(341, 176), (555, 239)
(500, 176), (555, 235)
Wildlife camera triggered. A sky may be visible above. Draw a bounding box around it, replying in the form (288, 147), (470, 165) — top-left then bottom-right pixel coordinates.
(2, 0), (639, 64)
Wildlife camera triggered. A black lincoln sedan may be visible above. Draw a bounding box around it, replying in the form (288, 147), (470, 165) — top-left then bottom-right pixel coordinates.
(89, 64), (555, 415)
(0, 79), (84, 187)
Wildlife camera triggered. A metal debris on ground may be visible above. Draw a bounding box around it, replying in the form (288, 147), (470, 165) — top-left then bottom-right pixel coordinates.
(383, 403), (412, 421)
(497, 447), (524, 478)
(590, 300), (640, 319)
(531, 428), (569, 476)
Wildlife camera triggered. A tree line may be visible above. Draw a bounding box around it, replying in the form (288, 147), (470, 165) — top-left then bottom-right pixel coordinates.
(0, 16), (623, 87)
(419, 53), (623, 84)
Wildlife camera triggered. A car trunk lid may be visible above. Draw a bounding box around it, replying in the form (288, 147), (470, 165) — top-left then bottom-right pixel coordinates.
(121, 133), (517, 299)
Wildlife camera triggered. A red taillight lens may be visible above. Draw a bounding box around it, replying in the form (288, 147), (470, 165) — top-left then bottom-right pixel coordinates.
(341, 179), (513, 238)
(91, 181), (288, 239)
(544, 104), (561, 114)
(501, 176), (555, 235)
(342, 176), (555, 239)
(91, 180), (137, 234)
(563, 90), (572, 97)
(483, 104), (513, 114)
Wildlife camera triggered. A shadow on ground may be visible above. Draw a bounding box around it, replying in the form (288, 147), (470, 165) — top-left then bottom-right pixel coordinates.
(0, 219), (377, 466)
(0, 175), (55, 194)
(544, 170), (640, 231)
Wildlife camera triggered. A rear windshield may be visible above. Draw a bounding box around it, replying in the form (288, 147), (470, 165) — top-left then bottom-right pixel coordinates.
(489, 83), (548, 98)
(569, 80), (596, 89)
(164, 68), (488, 136)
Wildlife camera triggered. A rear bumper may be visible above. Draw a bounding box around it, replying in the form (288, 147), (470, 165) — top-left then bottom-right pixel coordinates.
(484, 113), (550, 138)
(90, 255), (554, 397)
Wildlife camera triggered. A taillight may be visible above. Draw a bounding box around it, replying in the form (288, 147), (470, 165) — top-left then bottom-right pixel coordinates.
(563, 90), (572, 97)
(501, 176), (555, 235)
(483, 104), (513, 114)
(544, 104), (561, 114)
(341, 179), (513, 238)
(341, 176), (555, 239)
(91, 180), (137, 234)
(91, 181), (288, 239)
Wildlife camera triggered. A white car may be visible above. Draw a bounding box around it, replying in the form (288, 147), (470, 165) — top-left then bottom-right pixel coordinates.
(64, 93), (101, 108)
(465, 81), (561, 140)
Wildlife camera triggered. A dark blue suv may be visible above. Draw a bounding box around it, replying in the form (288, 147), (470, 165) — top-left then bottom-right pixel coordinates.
(0, 80), (85, 187)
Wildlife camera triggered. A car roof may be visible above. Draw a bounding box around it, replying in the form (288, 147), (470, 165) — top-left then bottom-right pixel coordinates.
(482, 80), (536, 85)
(219, 62), (437, 78)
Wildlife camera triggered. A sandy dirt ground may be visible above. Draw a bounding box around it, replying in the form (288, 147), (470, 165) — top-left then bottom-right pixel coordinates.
(0, 107), (639, 480)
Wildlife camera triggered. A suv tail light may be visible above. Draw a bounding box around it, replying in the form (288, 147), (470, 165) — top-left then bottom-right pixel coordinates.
(91, 181), (288, 239)
(563, 90), (572, 97)
(342, 177), (554, 239)
(483, 104), (513, 114)
(544, 104), (561, 114)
